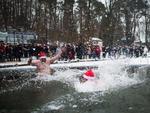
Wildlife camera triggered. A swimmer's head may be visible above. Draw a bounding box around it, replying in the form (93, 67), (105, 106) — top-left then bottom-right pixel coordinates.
(38, 51), (47, 62)
(79, 69), (96, 83)
(40, 57), (46, 62)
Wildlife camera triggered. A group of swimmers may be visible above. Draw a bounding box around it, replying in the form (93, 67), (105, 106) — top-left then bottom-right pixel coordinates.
(28, 46), (96, 83)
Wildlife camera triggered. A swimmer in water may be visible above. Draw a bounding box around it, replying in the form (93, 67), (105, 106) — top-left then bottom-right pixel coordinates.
(79, 69), (96, 83)
(28, 47), (66, 76)
(78, 69), (105, 92)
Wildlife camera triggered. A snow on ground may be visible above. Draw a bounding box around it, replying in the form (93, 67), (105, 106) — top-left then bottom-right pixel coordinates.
(50, 57), (150, 68)
(0, 57), (150, 70)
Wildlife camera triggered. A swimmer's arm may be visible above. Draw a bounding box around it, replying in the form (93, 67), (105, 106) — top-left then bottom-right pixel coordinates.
(47, 47), (66, 64)
(47, 50), (62, 64)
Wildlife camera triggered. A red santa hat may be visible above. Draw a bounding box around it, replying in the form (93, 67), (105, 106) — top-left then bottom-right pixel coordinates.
(82, 69), (95, 80)
(38, 51), (46, 59)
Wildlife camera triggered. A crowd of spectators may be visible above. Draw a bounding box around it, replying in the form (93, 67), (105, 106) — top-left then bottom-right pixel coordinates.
(0, 41), (149, 63)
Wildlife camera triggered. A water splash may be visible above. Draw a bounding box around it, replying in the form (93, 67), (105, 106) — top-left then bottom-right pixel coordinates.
(70, 60), (143, 92)
(0, 59), (145, 94)
(31, 60), (147, 113)
(27, 59), (145, 93)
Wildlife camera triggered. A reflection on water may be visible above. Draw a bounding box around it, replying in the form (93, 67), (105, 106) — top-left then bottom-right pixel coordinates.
(0, 65), (150, 113)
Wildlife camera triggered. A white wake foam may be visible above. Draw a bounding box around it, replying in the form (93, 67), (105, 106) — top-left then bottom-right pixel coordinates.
(35, 59), (143, 93)
(75, 60), (143, 92)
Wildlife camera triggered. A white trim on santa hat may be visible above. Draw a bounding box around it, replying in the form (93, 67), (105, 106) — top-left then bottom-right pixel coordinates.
(40, 56), (46, 59)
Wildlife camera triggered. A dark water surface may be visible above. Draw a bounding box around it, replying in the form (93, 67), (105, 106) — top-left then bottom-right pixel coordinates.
(0, 66), (150, 113)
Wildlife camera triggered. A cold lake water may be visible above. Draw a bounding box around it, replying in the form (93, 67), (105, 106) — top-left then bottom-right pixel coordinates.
(0, 60), (150, 113)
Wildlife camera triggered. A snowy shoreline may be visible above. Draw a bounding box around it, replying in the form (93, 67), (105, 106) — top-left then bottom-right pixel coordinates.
(0, 57), (150, 70)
